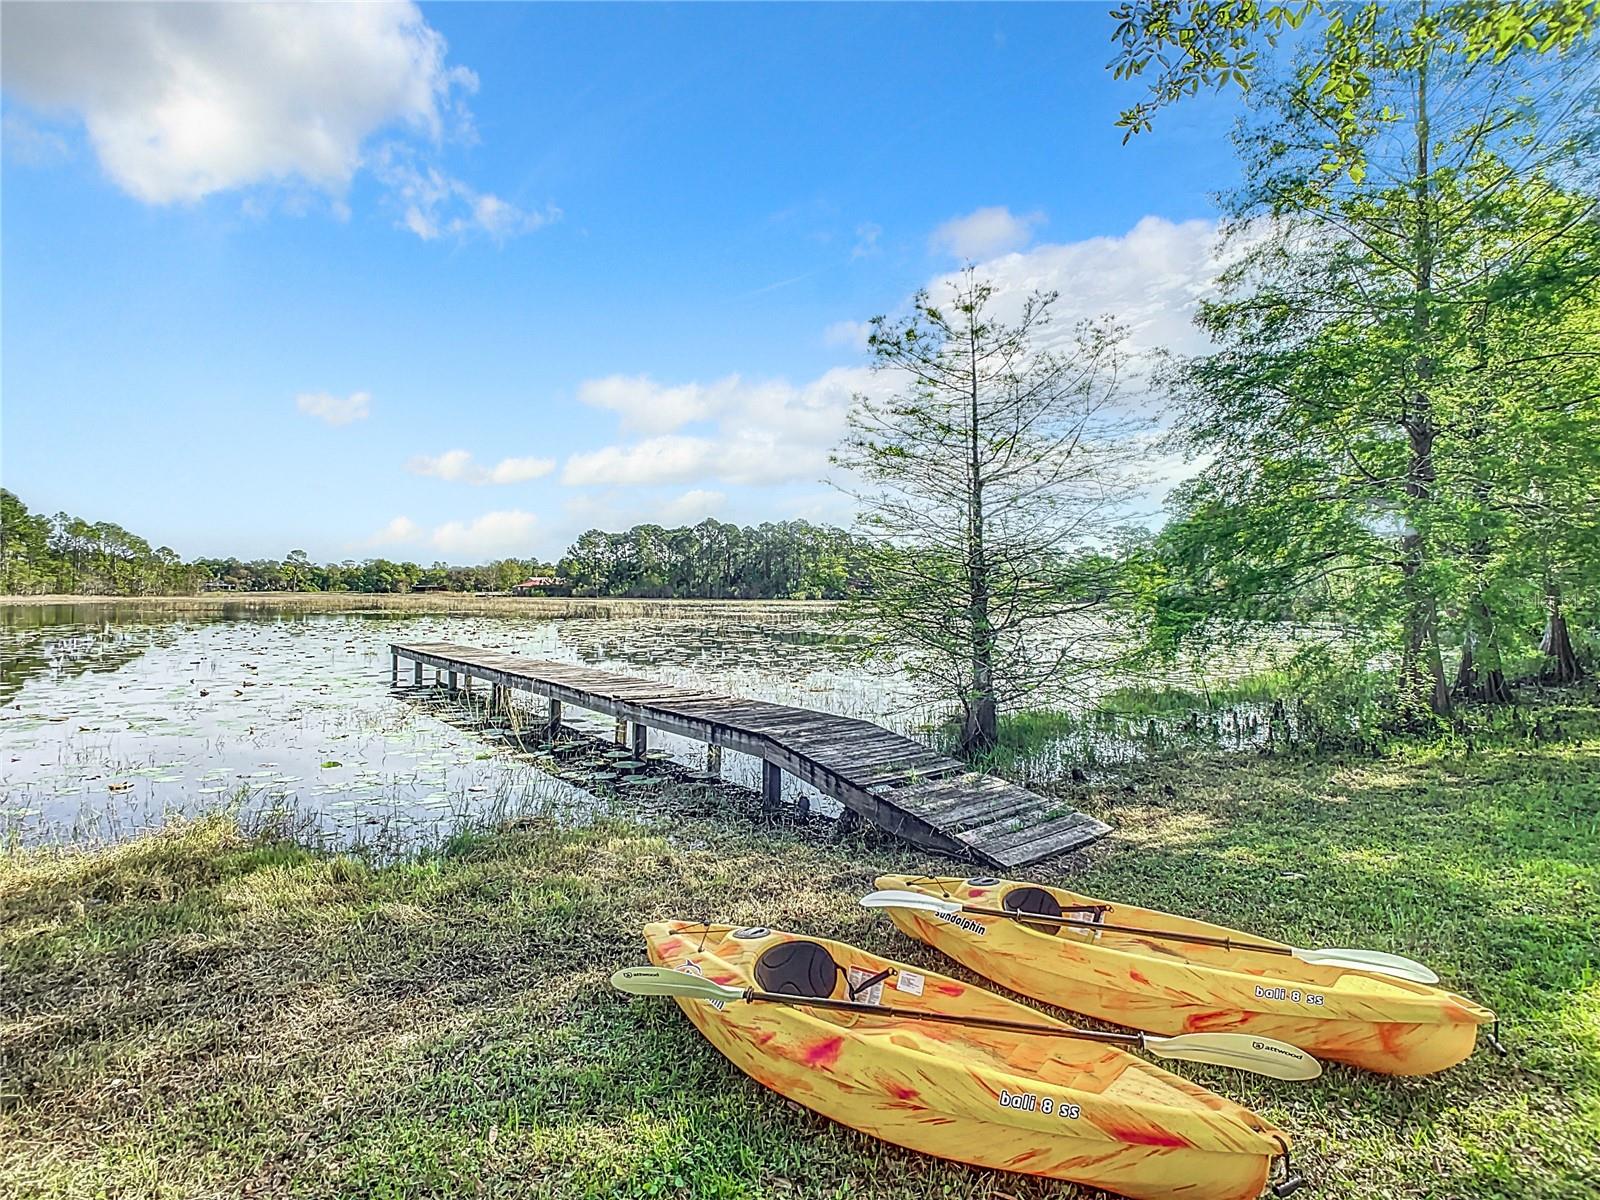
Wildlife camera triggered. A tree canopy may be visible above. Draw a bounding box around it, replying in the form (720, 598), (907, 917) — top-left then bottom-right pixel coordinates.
(1127, 1), (1600, 717)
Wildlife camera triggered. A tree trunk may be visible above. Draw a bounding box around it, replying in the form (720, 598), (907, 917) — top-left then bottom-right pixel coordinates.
(1455, 596), (1513, 703)
(1455, 630), (1513, 703)
(961, 323), (999, 756)
(963, 555), (998, 753)
(1397, 52), (1451, 722)
(1539, 592), (1584, 683)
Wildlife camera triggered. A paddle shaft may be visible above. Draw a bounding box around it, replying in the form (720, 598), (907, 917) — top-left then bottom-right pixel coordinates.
(743, 987), (1145, 1047)
(955, 903), (1298, 958)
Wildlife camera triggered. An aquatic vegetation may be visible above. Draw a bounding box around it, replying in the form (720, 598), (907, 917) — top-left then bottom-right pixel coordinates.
(0, 603), (925, 852)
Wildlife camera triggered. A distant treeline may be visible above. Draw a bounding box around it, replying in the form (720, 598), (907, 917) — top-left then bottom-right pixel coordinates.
(0, 491), (867, 600)
(558, 520), (871, 599)
(2, 490), (210, 596)
(194, 554), (556, 595)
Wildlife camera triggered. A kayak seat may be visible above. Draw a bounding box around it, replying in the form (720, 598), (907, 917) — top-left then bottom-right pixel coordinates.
(755, 940), (841, 998)
(1003, 885), (1065, 936)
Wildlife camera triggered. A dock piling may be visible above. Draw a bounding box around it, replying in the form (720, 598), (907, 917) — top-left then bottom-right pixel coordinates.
(761, 760), (783, 811)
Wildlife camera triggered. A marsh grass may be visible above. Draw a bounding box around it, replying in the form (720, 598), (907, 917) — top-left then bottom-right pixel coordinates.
(2, 707), (1597, 1199)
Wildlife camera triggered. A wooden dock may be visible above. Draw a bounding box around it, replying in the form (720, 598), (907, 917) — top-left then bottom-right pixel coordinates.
(390, 641), (1109, 868)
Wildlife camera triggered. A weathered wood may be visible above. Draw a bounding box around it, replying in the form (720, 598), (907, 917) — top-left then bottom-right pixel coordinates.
(413, 661), (423, 686)
(388, 641), (1110, 865)
(448, 670), (458, 691)
(548, 698), (562, 729)
(390, 653), (399, 687)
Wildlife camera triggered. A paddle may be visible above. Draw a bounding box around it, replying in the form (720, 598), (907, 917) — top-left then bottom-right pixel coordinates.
(861, 889), (1440, 985)
(612, 966), (1322, 1081)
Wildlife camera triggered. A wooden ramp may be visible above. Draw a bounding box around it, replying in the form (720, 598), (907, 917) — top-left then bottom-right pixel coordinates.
(390, 641), (1109, 868)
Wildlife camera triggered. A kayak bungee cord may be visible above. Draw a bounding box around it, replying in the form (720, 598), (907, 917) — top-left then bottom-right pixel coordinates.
(861, 889), (1440, 984)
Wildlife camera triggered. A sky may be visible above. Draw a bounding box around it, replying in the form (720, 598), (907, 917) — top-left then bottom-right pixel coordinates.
(1, 2), (1245, 564)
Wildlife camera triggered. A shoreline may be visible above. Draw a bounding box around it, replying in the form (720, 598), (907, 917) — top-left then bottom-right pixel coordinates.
(0, 592), (840, 617)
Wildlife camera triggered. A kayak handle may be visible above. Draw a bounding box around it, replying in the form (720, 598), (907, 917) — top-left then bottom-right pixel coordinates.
(1270, 1138), (1306, 1197)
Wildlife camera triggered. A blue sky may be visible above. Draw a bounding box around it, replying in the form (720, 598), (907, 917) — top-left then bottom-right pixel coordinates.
(2, 2), (1242, 563)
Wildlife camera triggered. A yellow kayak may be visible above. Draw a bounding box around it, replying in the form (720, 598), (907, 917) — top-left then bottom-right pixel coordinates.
(874, 874), (1496, 1076)
(644, 920), (1296, 1200)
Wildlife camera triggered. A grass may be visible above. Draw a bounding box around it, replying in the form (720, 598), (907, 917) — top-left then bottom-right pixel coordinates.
(2, 708), (1598, 1199)
(1098, 673), (1299, 716)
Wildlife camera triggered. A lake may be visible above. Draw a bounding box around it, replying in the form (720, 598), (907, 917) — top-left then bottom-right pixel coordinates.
(0, 600), (926, 852)
(1, 597), (1300, 854)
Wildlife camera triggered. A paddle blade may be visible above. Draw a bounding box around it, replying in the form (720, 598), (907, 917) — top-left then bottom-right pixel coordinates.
(610, 966), (744, 1003)
(1145, 1032), (1323, 1081)
(859, 889), (960, 914)
(1293, 947), (1440, 985)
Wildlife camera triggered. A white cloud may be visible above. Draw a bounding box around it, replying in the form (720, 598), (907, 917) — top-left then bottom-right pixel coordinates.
(577, 375), (724, 435)
(367, 516), (422, 547)
(561, 367), (874, 488)
(429, 510), (539, 557)
(822, 320), (871, 352)
(486, 457), (556, 484)
(562, 436), (719, 487)
(929, 214), (1229, 361)
(363, 510), (539, 559)
(0, 3), (548, 243)
(929, 205), (1045, 259)
(659, 489), (726, 524)
(296, 390), (371, 426)
(374, 145), (559, 242)
(407, 449), (555, 485)
(1, 3), (465, 203)
(1, 113), (71, 166)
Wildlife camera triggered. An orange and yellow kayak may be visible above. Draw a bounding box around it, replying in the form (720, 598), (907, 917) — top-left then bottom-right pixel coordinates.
(875, 874), (1495, 1076)
(645, 920), (1295, 1200)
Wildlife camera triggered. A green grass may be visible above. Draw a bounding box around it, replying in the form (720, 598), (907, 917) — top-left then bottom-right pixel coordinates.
(3, 709), (1598, 1199)
(1098, 671), (1297, 715)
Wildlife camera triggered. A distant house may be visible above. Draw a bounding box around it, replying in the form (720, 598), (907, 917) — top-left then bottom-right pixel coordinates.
(411, 583), (448, 593)
(201, 579), (238, 591)
(511, 575), (572, 596)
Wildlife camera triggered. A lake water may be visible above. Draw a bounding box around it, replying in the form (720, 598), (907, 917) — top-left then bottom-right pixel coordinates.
(2, 600), (1303, 853)
(0, 602), (925, 851)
